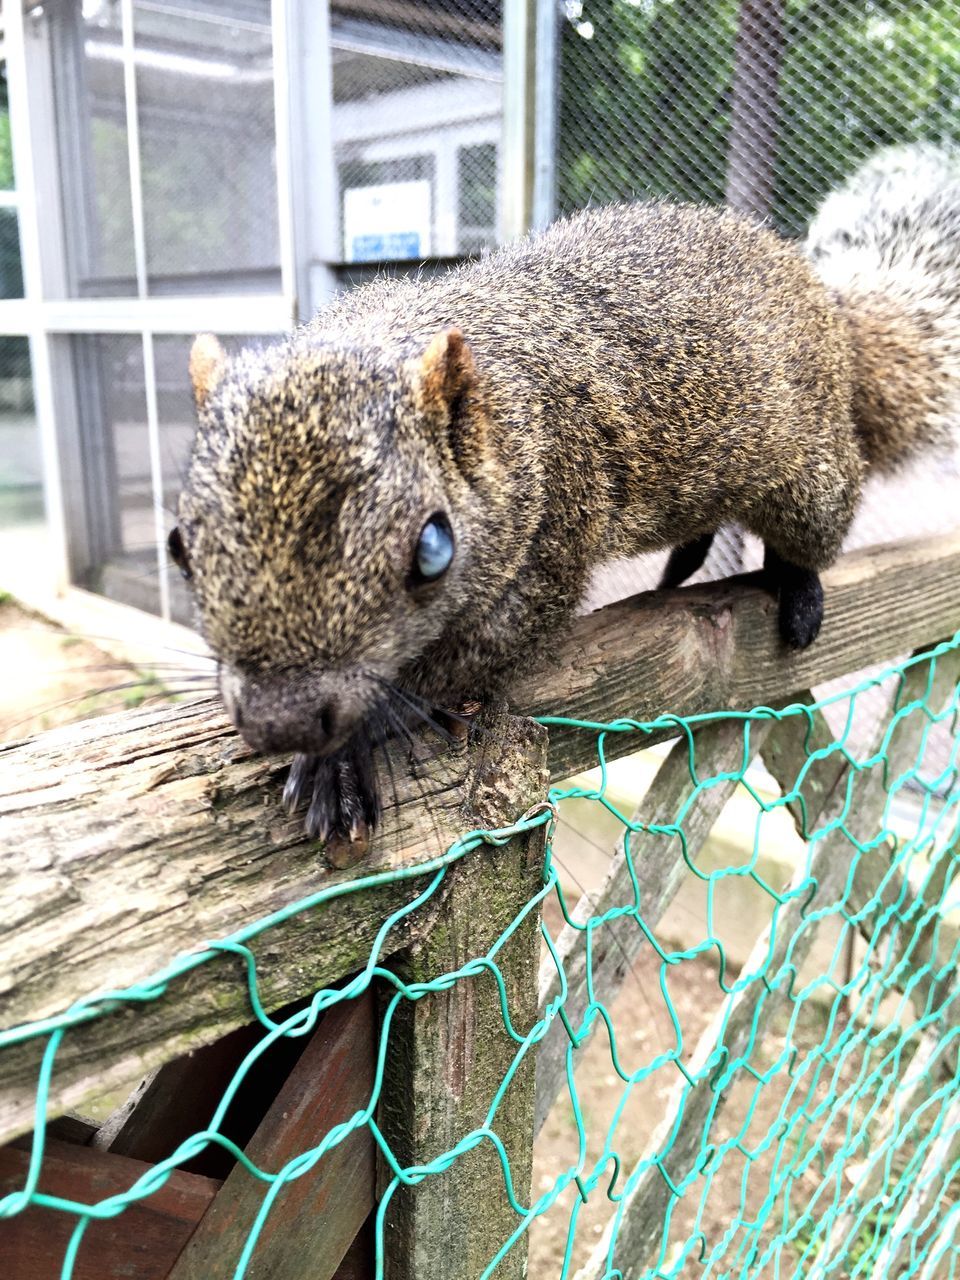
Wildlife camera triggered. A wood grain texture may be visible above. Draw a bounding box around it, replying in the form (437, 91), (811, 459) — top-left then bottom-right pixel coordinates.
(0, 1138), (217, 1280)
(0, 711), (544, 1146)
(872, 1087), (960, 1277)
(514, 530), (960, 779)
(1, 534), (958, 1149)
(92, 1016), (309, 1182)
(169, 992), (377, 1280)
(821, 1026), (958, 1268)
(331, 1214), (374, 1278)
(377, 729), (549, 1280)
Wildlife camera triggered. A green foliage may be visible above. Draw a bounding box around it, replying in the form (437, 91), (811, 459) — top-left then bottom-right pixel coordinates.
(0, 111), (14, 193)
(559, 0), (960, 233)
(0, 70), (14, 192)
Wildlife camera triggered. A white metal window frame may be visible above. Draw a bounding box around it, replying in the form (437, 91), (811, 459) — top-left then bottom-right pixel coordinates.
(1, 0), (303, 657)
(0, 0), (549, 663)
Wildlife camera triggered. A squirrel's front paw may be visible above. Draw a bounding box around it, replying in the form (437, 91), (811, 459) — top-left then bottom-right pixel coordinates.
(283, 745), (381, 867)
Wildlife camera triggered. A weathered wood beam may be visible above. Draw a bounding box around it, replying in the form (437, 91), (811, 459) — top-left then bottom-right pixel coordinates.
(91, 1018), (304, 1180)
(1, 533), (957, 1148)
(377, 730), (548, 1280)
(514, 529), (960, 779)
(170, 991), (377, 1280)
(871, 1087), (960, 1277)
(0, 1138), (218, 1280)
(534, 716), (773, 1133)
(768, 645), (960, 1024)
(918, 1201), (960, 1280)
(331, 1215), (374, 1278)
(0, 713), (543, 1146)
(819, 1024), (960, 1269)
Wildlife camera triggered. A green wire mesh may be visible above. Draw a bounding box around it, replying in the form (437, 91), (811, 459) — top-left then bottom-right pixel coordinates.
(1, 636), (959, 1278)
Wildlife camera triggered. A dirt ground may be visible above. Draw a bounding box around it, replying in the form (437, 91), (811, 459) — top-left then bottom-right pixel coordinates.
(0, 595), (172, 743)
(2, 596), (952, 1278)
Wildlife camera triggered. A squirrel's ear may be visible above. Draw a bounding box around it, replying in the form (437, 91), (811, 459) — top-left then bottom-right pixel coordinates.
(417, 328), (476, 416)
(415, 329), (486, 472)
(189, 333), (226, 409)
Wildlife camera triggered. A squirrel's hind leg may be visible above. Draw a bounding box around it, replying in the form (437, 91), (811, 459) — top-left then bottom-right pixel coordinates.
(750, 443), (861, 651)
(659, 533), (715, 589)
(762, 545), (825, 650)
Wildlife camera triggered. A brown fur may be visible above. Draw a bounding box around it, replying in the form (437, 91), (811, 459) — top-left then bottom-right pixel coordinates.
(174, 196), (946, 816)
(834, 290), (944, 471)
(189, 333), (227, 407)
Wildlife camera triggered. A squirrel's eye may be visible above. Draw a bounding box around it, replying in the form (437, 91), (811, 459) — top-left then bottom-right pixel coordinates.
(167, 526), (192, 581)
(413, 513), (454, 584)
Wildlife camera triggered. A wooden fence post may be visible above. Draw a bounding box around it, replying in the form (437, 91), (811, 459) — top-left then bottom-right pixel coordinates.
(377, 713), (548, 1280)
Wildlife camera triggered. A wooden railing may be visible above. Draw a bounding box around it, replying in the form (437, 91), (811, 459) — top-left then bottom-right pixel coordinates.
(1, 529), (959, 1279)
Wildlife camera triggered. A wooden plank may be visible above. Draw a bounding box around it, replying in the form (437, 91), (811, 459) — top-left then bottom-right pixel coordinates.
(169, 991), (376, 1280)
(534, 717), (772, 1133)
(871, 1087), (960, 1277)
(848, 841), (960, 1021)
(819, 1024), (959, 1269)
(0, 713), (542, 1147)
(572, 657), (941, 1280)
(1, 534), (957, 1144)
(781, 644), (960, 1021)
(331, 1214), (373, 1279)
(514, 529), (960, 779)
(918, 1205), (960, 1280)
(91, 1018), (307, 1181)
(812, 649), (960, 1269)
(377, 723), (549, 1280)
(0, 1137), (217, 1280)
(46, 1113), (98, 1146)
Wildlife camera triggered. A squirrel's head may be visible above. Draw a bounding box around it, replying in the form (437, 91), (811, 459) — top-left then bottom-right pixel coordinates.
(173, 328), (496, 758)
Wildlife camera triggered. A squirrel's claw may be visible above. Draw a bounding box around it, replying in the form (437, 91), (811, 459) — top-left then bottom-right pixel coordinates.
(285, 746), (381, 867)
(283, 752), (318, 814)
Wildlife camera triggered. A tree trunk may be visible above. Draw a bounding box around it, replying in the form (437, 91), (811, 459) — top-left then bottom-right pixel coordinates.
(725, 0), (787, 219)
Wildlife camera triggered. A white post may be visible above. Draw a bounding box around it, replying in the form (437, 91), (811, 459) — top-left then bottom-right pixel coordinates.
(502, 0), (559, 240)
(501, 0), (535, 242)
(120, 0), (170, 621)
(4, 2), (69, 594)
(280, 0), (341, 322)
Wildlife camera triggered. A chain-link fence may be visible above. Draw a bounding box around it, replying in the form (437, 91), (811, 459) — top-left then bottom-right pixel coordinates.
(6, 0), (959, 623)
(564, 0), (960, 602)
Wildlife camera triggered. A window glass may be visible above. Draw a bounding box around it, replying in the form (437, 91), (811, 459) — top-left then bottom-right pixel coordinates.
(134, 0), (280, 294)
(0, 66), (15, 191)
(457, 142), (497, 254)
(331, 7), (502, 260)
(70, 334), (160, 612)
(0, 338), (42, 529)
(49, 0), (138, 296)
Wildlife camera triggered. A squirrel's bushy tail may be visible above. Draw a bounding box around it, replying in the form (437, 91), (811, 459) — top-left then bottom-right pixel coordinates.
(805, 144), (960, 472)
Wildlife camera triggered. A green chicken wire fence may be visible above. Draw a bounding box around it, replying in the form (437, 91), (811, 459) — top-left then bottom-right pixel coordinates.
(1, 634), (959, 1278)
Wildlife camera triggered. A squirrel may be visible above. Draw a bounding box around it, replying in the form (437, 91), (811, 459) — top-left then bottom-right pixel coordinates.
(170, 146), (960, 860)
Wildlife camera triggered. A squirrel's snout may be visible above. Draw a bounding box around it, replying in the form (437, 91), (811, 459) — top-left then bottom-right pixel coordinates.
(237, 702), (340, 756)
(219, 663), (358, 757)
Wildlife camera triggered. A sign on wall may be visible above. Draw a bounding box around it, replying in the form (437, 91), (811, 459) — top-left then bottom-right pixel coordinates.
(343, 180), (433, 263)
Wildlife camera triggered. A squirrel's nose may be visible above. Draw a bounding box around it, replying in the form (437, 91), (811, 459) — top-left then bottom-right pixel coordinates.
(318, 701), (338, 742)
(219, 662), (360, 756)
(251, 700), (339, 754)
